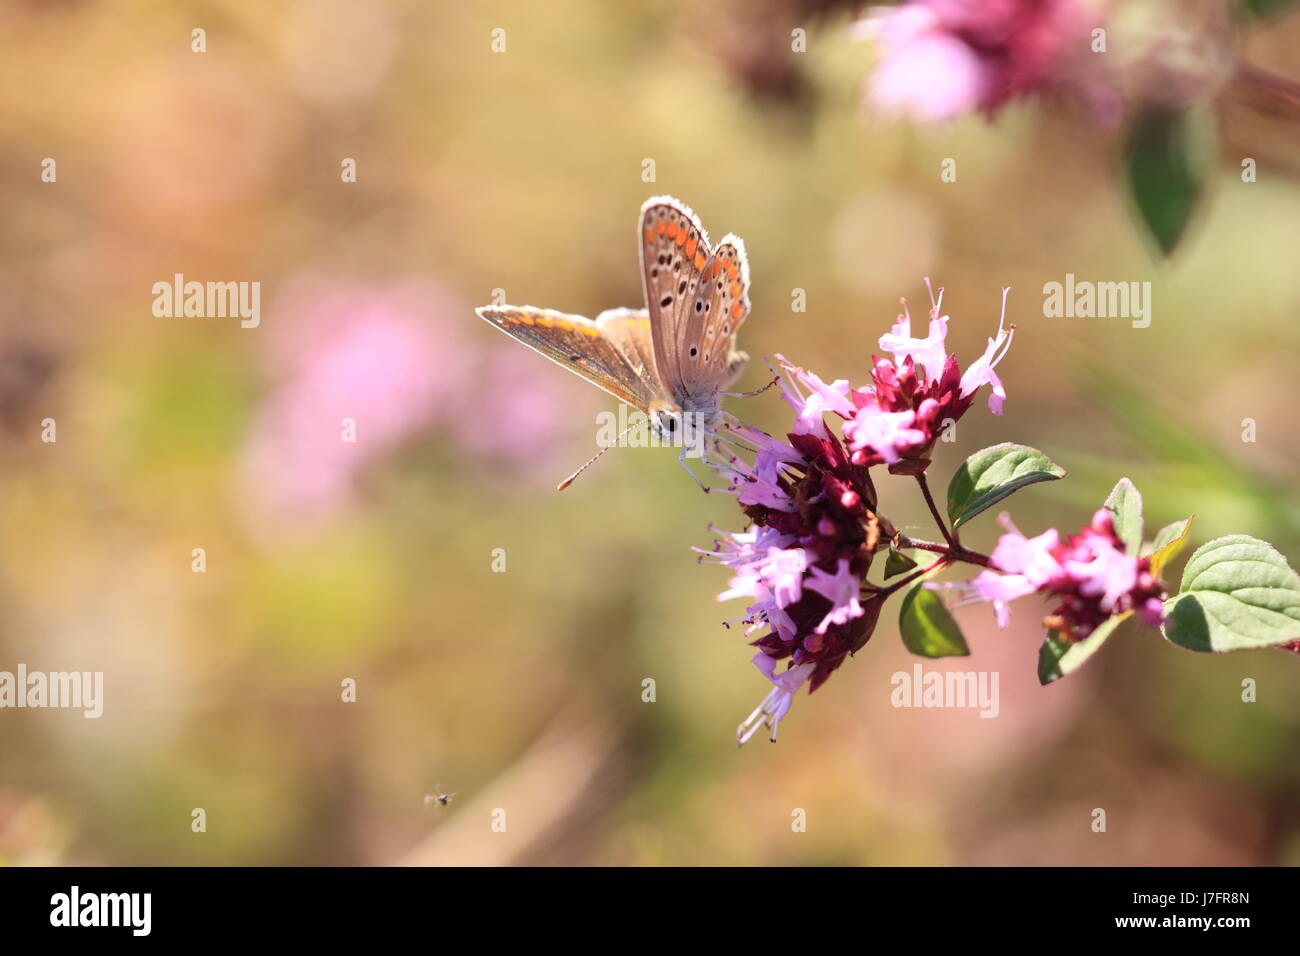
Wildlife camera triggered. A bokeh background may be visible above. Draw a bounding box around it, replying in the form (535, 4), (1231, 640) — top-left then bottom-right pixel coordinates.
(1, 0), (1298, 865)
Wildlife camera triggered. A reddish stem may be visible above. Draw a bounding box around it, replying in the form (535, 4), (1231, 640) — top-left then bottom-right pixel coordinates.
(914, 473), (958, 548)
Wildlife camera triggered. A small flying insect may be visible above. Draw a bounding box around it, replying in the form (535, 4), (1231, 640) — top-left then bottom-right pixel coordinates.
(424, 785), (456, 808)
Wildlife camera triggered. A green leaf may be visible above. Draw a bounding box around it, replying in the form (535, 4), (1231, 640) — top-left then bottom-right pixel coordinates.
(1144, 515), (1194, 578)
(946, 443), (1067, 530)
(1236, 0), (1300, 20)
(1038, 613), (1131, 685)
(884, 549), (918, 579)
(1162, 535), (1300, 651)
(1104, 477), (1144, 557)
(1124, 105), (1205, 256)
(898, 579), (970, 658)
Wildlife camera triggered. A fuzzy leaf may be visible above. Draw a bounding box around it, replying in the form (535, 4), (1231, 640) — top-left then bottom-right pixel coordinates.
(1104, 477), (1144, 557)
(899, 580), (970, 658)
(1162, 535), (1300, 651)
(1144, 515), (1194, 578)
(1125, 106), (1204, 256)
(884, 549), (918, 579)
(946, 443), (1067, 530)
(1038, 613), (1130, 685)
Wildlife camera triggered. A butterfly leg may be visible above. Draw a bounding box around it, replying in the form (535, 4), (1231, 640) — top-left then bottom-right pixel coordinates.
(677, 444), (711, 493)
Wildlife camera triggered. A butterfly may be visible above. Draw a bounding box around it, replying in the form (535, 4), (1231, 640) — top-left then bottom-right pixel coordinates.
(476, 196), (754, 488)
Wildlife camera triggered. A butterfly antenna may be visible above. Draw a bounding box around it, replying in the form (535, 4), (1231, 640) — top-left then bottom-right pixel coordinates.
(722, 375), (780, 399)
(556, 417), (644, 491)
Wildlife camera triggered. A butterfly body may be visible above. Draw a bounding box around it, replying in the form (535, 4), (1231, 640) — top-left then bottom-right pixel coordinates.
(477, 197), (751, 454)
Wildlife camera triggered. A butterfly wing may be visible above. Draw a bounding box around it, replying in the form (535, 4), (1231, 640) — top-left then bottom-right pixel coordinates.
(638, 197), (715, 407)
(594, 307), (660, 386)
(682, 236), (751, 395)
(476, 305), (661, 412)
(639, 198), (750, 410)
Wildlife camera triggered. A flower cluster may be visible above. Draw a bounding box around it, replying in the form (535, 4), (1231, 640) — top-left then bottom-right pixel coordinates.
(849, 284), (1012, 465)
(962, 509), (1167, 640)
(859, 0), (1101, 122)
(703, 285), (1014, 742)
(693, 278), (1294, 743)
(700, 403), (882, 744)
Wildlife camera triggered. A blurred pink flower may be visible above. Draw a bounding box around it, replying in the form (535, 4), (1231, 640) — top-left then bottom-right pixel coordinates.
(859, 0), (1099, 121)
(446, 346), (586, 465)
(241, 276), (592, 531)
(242, 279), (459, 522)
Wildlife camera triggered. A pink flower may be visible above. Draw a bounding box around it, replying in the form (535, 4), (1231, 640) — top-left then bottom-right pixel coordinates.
(241, 275), (591, 532)
(845, 282), (1014, 465)
(775, 362), (853, 441)
(860, 0), (1099, 121)
(959, 509), (1167, 639)
(700, 282), (1019, 741)
(737, 653), (817, 744)
(878, 302), (951, 384)
(865, 4), (986, 121)
(758, 547), (810, 608)
(700, 373), (884, 740)
(241, 279), (456, 524)
(805, 558), (867, 634)
(989, 524), (1065, 588)
(446, 346), (587, 465)
(843, 405), (927, 465)
(958, 298), (1015, 414)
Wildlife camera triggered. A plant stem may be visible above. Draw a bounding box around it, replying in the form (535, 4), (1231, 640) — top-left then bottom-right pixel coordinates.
(895, 535), (948, 555)
(894, 533), (993, 569)
(914, 473), (958, 548)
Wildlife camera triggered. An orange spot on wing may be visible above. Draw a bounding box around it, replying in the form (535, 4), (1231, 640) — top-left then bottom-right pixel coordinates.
(712, 260), (723, 278)
(730, 281), (741, 297)
(675, 229), (687, 247)
(514, 314), (535, 326)
(726, 262), (738, 280)
(685, 238), (698, 257)
(667, 223), (678, 240)
(644, 228), (654, 244)
(731, 302), (745, 320)
(657, 221), (668, 236)
(693, 251), (706, 270)
(580, 324), (600, 337)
